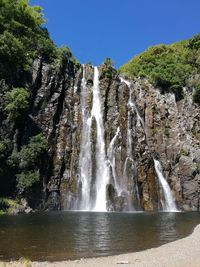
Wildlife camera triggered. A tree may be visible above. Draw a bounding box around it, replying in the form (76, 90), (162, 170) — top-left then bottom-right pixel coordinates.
(16, 171), (40, 192)
(9, 134), (48, 192)
(100, 57), (115, 79)
(5, 87), (29, 121)
(104, 57), (114, 67)
(0, 0), (57, 80)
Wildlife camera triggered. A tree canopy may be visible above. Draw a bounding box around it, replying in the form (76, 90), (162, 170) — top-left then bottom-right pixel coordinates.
(0, 0), (56, 81)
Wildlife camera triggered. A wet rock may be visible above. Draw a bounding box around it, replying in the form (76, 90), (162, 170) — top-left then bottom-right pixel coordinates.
(1, 58), (199, 211)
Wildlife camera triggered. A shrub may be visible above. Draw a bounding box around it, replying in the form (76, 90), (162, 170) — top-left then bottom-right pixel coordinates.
(5, 87), (29, 121)
(0, 198), (20, 214)
(100, 57), (115, 79)
(9, 134), (48, 168)
(9, 134), (48, 191)
(16, 171), (40, 192)
(188, 33), (200, 50)
(104, 57), (114, 67)
(0, 139), (11, 158)
(119, 41), (194, 100)
(54, 46), (78, 72)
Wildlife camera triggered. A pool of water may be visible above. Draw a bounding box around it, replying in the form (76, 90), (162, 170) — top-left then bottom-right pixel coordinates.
(0, 211), (200, 261)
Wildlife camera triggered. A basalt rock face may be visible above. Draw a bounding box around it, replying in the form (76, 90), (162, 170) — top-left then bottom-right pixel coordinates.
(132, 80), (200, 211)
(0, 59), (199, 211)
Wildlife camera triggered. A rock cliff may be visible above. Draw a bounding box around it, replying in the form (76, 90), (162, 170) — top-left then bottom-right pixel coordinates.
(0, 57), (199, 212)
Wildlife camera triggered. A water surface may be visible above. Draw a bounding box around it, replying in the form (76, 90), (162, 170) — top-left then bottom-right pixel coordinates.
(0, 211), (199, 261)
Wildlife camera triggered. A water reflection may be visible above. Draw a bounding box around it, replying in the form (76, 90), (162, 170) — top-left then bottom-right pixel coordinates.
(156, 212), (178, 242)
(0, 212), (199, 261)
(74, 213), (111, 256)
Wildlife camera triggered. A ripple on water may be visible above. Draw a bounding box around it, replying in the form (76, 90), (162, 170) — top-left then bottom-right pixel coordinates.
(0, 211), (199, 261)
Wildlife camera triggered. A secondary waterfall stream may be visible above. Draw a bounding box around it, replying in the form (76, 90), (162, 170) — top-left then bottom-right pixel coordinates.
(120, 77), (142, 210)
(154, 159), (178, 211)
(107, 127), (120, 193)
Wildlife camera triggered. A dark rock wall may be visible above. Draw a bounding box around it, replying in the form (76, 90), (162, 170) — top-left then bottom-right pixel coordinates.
(0, 59), (199, 211)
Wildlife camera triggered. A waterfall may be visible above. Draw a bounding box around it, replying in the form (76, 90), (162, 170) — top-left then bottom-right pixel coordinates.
(78, 71), (178, 212)
(78, 65), (92, 210)
(78, 66), (109, 211)
(154, 159), (178, 212)
(120, 77), (141, 209)
(108, 127), (120, 193)
(120, 77), (144, 130)
(92, 67), (110, 211)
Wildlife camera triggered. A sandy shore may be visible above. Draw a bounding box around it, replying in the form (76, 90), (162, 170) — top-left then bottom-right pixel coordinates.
(1, 224), (200, 267)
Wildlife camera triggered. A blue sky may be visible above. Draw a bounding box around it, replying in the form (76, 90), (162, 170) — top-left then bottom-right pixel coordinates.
(29, 0), (200, 68)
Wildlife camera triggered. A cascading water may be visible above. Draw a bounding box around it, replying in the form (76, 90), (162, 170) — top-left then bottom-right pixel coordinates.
(154, 159), (178, 212)
(78, 70), (178, 212)
(92, 67), (110, 211)
(120, 77), (144, 130)
(108, 127), (120, 193)
(120, 77), (141, 209)
(78, 66), (110, 212)
(78, 65), (92, 210)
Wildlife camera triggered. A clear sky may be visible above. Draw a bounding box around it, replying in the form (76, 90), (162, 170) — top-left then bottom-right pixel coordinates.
(29, 0), (200, 68)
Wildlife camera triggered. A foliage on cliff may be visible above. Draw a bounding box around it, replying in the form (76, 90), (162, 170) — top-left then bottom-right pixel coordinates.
(0, 0), (79, 205)
(9, 134), (48, 192)
(0, 198), (20, 215)
(5, 87), (30, 121)
(0, 0), (57, 81)
(119, 34), (200, 102)
(0, 0), (77, 83)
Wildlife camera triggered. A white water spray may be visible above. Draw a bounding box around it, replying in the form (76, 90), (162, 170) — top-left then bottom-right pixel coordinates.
(79, 65), (92, 210)
(79, 66), (110, 211)
(92, 67), (110, 211)
(120, 77), (141, 209)
(108, 127), (120, 192)
(154, 159), (178, 212)
(120, 77), (144, 129)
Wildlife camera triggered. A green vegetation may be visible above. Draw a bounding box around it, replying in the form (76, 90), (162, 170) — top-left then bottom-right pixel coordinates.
(188, 33), (200, 50)
(9, 134), (48, 192)
(0, 0), (79, 201)
(0, 0), (57, 80)
(53, 46), (79, 72)
(0, 0), (77, 82)
(119, 34), (200, 102)
(100, 57), (115, 79)
(10, 133), (48, 167)
(0, 198), (20, 215)
(0, 139), (11, 158)
(5, 87), (29, 121)
(16, 171), (40, 191)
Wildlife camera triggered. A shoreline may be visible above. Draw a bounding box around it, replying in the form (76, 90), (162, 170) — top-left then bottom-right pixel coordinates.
(1, 224), (200, 267)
